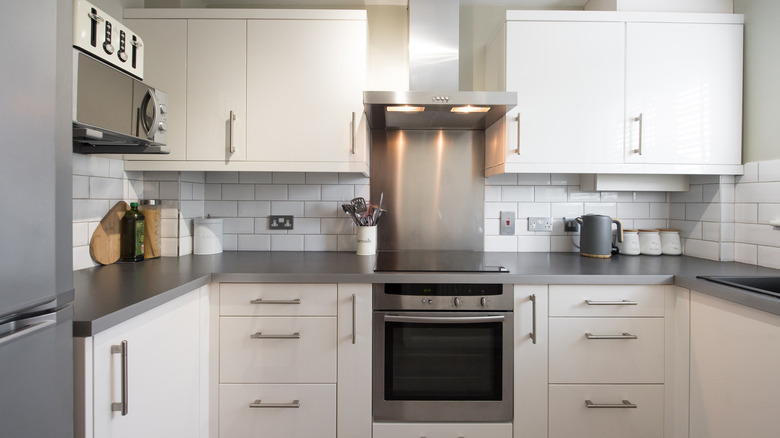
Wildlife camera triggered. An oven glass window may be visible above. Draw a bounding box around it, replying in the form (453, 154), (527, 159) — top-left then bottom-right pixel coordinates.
(384, 321), (502, 401)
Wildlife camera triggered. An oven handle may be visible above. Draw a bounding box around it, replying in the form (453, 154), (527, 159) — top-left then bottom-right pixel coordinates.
(384, 315), (505, 324)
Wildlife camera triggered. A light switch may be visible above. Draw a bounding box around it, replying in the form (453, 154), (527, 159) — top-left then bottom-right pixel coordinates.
(500, 211), (515, 235)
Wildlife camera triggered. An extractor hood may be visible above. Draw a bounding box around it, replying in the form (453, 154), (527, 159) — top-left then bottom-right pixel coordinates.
(363, 0), (516, 130)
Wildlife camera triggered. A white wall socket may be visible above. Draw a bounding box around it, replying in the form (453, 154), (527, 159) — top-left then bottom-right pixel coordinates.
(528, 217), (553, 232)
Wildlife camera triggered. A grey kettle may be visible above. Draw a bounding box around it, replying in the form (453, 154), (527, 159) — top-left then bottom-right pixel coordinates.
(576, 214), (624, 259)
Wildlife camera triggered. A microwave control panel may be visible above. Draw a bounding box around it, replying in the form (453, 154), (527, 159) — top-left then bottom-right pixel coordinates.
(73, 0), (144, 80)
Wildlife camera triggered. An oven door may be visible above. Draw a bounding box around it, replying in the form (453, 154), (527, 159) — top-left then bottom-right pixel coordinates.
(373, 311), (513, 422)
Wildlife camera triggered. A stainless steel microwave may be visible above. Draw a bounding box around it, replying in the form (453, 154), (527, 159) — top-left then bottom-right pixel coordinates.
(72, 50), (169, 154)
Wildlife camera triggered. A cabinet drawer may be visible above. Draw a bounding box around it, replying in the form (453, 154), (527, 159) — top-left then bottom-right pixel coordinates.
(373, 422), (512, 438)
(220, 317), (336, 383)
(549, 318), (664, 383)
(549, 285), (665, 317)
(220, 283), (337, 316)
(549, 384), (664, 438)
(220, 384), (335, 438)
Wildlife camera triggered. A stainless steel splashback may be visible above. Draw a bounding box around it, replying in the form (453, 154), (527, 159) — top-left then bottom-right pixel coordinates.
(370, 129), (485, 251)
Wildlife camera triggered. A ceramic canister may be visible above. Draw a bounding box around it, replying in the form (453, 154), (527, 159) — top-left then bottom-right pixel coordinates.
(659, 228), (682, 255)
(617, 229), (640, 255)
(638, 229), (662, 255)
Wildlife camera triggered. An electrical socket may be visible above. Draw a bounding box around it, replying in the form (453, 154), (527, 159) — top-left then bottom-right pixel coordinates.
(528, 217), (553, 232)
(269, 215), (294, 230)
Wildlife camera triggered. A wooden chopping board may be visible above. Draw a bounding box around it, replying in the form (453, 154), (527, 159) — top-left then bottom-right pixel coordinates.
(89, 201), (129, 265)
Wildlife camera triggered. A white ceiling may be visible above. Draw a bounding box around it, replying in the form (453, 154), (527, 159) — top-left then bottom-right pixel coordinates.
(195, 0), (589, 8)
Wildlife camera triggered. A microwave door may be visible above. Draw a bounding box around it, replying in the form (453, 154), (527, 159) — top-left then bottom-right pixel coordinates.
(133, 85), (159, 140)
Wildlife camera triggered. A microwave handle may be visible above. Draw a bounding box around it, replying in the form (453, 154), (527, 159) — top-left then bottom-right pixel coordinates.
(140, 89), (160, 140)
(384, 314), (505, 324)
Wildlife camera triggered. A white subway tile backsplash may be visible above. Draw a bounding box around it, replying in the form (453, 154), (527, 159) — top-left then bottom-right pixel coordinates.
(338, 234), (357, 252)
(271, 201), (305, 217)
(180, 171), (206, 183)
(305, 202), (339, 218)
(160, 181), (180, 200)
(484, 219), (500, 236)
(161, 218), (178, 238)
(305, 235), (337, 251)
(601, 192), (633, 202)
(502, 186), (534, 202)
(192, 183), (205, 201)
(484, 235), (518, 252)
(551, 203), (584, 219)
(221, 234), (238, 251)
(534, 186), (567, 202)
(205, 201), (238, 218)
(720, 243), (734, 262)
(255, 184), (288, 201)
(690, 175), (719, 185)
(204, 184), (221, 200)
(633, 219), (668, 230)
(568, 189), (601, 202)
(72, 154), (110, 177)
(551, 235), (578, 252)
(73, 175), (89, 199)
(734, 243), (758, 265)
(517, 174), (550, 186)
(485, 202), (518, 219)
(73, 222), (89, 246)
(223, 218), (255, 234)
(238, 234), (271, 250)
(180, 200), (204, 219)
(206, 172), (239, 183)
(735, 223), (780, 247)
(757, 245), (780, 269)
(485, 186), (502, 202)
(617, 202), (650, 219)
(321, 218), (354, 235)
(273, 172), (306, 184)
(736, 181), (780, 203)
(686, 203), (721, 222)
(355, 185), (371, 201)
(126, 179), (144, 201)
(517, 236), (550, 252)
(73, 199), (109, 222)
(239, 172), (273, 184)
(237, 201), (271, 218)
(683, 239), (720, 261)
(289, 185), (321, 201)
(338, 173), (370, 185)
(583, 202), (616, 217)
(735, 203), (758, 223)
(702, 184), (720, 203)
(721, 222), (735, 242)
(649, 203), (669, 219)
(670, 185), (703, 203)
(518, 202), (551, 218)
(702, 222), (721, 242)
(306, 172), (339, 184)
(486, 173), (517, 186)
(322, 184), (354, 201)
(271, 235), (305, 251)
(145, 171), (179, 182)
(143, 181), (160, 199)
(551, 174), (579, 186)
(738, 162), (758, 183)
(90, 177), (124, 200)
(288, 218), (320, 235)
(758, 159), (780, 182)
(222, 184), (255, 201)
(179, 182), (193, 200)
(758, 204), (780, 225)
(73, 246), (97, 270)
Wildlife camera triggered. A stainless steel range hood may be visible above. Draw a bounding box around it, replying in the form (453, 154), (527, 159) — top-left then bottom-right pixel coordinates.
(363, 0), (516, 130)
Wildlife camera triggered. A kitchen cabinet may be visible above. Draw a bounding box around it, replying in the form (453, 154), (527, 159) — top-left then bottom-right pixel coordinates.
(546, 285), (690, 438)
(186, 19), (247, 162)
(514, 285), (548, 438)
(337, 284), (372, 438)
(689, 291), (780, 438)
(122, 9), (368, 175)
(484, 11), (743, 177)
(122, 18), (187, 161)
(74, 286), (208, 438)
(213, 282), (371, 438)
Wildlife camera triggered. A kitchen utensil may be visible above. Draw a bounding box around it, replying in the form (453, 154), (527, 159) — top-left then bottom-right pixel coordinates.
(89, 201), (130, 265)
(351, 197), (367, 213)
(576, 214), (623, 259)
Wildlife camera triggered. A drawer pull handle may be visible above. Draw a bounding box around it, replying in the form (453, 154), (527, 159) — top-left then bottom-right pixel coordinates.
(250, 332), (301, 339)
(585, 332), (638, 340)
(585, 399), (637, 409)
(530, 294), (537, 345)
(110, 341), (129, 416)
(249, 399), (300, 409)
(250, 298), (301, 305)
(585, 299), (638, 306)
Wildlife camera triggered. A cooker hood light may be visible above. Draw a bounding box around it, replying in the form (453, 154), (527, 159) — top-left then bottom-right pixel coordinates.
(387, 105), (426, 112)
(451, 105), (491, 113)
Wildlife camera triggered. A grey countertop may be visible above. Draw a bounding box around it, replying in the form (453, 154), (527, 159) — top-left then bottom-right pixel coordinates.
(73, 251), (780, 336)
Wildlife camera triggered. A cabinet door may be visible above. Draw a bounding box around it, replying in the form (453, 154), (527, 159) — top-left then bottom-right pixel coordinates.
(91, 288), (204, 438)
(625, 23), (743, 165)
(187, 20), (246, 161)
(504, 21), (625, 165)
(337, 284), (372, 438)
(123, 19), (187, 161)
(246, 19), (366, 164)
(689, 291), (780, 438)
(514, 285), (548, 438)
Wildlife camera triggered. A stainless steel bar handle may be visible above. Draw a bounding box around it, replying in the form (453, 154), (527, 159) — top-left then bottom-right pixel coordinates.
(111, 340), (129, 416)
(351, 293), (356, 345)
(632, 113), (643, 155)
(516, 113), (521, 156)
(585, 299), (638, 306)
(249, 399), (301, 409)
(250, 332), (301, 339)
(585, 400), (637, 409)
(585, 332), (638, 340)
(530, 294), (537, 345)
(229, 110), (237, 153)
(250, 298), (301, 305)
(351, 112), (356, 155)
(385, 315), (505, 324)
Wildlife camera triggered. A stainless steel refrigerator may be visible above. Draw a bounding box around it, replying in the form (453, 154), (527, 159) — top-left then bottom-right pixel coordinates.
(0, 0), (74, 437)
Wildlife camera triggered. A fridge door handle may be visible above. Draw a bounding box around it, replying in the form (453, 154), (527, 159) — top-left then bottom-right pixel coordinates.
(0, 314), (56, 347)
(111, 340), (129, 416)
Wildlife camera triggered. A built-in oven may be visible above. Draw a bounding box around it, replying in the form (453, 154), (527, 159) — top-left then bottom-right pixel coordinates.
(373, 283), (513, 423)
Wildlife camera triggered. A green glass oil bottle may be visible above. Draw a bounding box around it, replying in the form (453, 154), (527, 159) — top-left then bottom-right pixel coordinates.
(120, 202), (145, 262)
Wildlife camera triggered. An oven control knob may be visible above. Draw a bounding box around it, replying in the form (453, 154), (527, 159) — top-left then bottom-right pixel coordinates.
(480, 297), (487, 307)
(454, 297), (461, 307)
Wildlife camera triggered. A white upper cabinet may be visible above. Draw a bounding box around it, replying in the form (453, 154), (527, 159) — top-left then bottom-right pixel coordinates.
(186, 19), (247, 162)
(624, 22), (744, 166)
(246, 19), (367, 166)
(484, 11), (744, 176)
(122, 9), (368, 174)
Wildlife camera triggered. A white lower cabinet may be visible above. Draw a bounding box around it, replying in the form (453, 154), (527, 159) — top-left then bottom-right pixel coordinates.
(75, 286), (208, 438)
(214, 283), (371, 438)
(219, 384), (335, 438)
(373, 422), (513, 438)
(689, 291), (780, 438)
(514, 285), (548, 438)
(549, 385), (664, 438)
